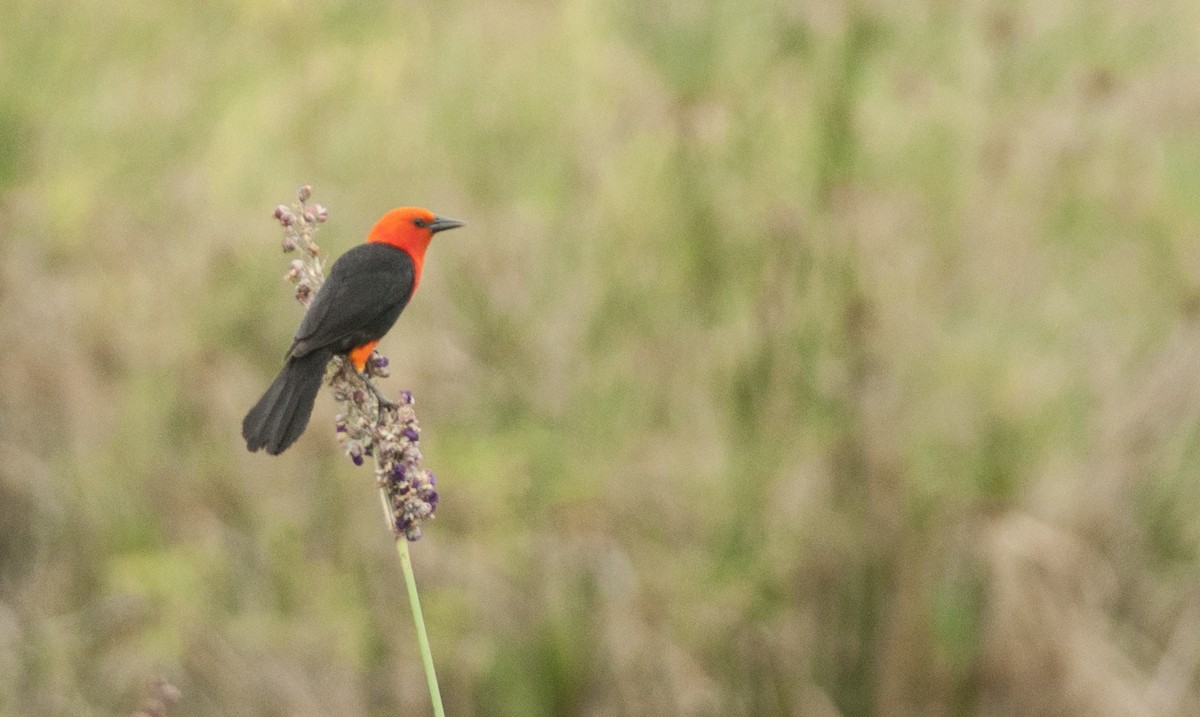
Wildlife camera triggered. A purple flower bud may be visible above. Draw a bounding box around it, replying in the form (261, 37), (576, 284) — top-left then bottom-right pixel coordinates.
(312, 204), (329, 223)
(399, 390), (414, 405)
(391, 463), (408, 479)
(348, 441), (364, 466)
(373, 355), (389, 369)
(426, 490), (439, 509)
(334, 415), (347, 432)
(351, 453), (364, 466)
(403, 427), (419, 442)
(274, 205), (295, 226)
(427, 472), (436, 486)
(297, 185), (312, 202)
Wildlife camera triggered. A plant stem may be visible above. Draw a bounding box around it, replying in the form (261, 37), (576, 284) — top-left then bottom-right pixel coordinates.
(397, 535), (445, 717)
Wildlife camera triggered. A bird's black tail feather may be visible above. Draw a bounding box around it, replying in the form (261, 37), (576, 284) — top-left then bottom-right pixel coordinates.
(242, 349), (331, 454)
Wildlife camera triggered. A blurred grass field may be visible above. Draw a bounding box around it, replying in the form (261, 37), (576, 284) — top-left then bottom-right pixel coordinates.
(4, 0), (1200, 714)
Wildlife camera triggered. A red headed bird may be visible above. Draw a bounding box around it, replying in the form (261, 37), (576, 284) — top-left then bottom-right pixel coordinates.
(243, 207), (464, 454)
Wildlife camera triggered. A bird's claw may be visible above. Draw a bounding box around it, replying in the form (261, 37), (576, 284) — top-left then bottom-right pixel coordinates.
(357, 371), (394, 420)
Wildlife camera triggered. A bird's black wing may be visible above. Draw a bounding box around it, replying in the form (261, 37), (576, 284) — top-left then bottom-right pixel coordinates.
(288, 242), (416, 359)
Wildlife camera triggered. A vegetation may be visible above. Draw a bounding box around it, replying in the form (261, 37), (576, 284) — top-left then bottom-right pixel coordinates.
(3, 0), (1200, 714)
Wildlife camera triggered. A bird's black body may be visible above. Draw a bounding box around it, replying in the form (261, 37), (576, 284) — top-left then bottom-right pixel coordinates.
(243, 243), (416, 454)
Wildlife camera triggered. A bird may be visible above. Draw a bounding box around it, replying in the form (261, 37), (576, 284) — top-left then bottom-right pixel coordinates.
(243, 207), (464, 454)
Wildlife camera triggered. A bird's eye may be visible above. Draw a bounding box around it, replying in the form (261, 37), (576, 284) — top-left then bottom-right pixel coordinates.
(413, 217), (428, 228)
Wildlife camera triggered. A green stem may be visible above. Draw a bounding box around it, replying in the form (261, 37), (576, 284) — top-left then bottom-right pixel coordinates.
(396, 536), (445, 717)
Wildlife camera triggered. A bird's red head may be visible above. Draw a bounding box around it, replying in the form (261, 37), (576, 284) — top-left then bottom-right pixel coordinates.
(365, 207), (465, 293)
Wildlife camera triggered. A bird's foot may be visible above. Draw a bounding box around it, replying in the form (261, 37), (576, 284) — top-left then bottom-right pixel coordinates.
(358, 372), (395, 419)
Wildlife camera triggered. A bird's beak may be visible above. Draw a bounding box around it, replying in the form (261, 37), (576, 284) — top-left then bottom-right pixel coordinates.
(429, 215), (466, 234)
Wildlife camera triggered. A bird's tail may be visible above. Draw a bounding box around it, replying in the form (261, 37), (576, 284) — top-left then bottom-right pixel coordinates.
(242, 349), (331, 454)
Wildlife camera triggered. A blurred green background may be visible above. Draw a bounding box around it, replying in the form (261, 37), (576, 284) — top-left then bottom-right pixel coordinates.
(4, 0), (1200, 714)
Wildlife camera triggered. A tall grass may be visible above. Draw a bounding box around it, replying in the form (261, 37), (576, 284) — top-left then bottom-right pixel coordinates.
(3, 0), (1200, 714)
